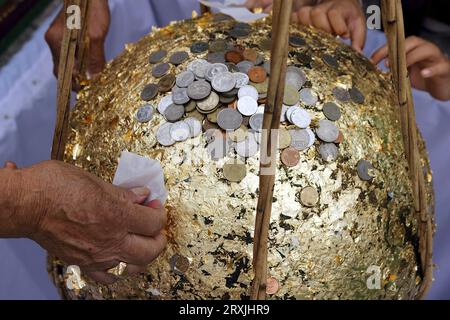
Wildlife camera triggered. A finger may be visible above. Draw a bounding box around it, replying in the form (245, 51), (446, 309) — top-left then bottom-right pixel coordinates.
(310, 7), (333, 33)
(4, 161), (18, 169)
(126, 201), (167, 237)
(44, 11), (65, 77)
(123, 264), (147, 276)
(371, 45), (389, 65)
(328, 9), (349, 38)
(263, 4), (273, 13)
(245, 0), (258, 9)
(82, 260), (120, 272)
(404, 44), (440, 68)
(87, 38), (107, 75)
(403, 36), (425, 53)
(120, 233), (167, 266)
(297, 7), (313, 26)
(422, 61), (450, 78)
(86, 271), (118, 284)
(349, 16), (366, 52)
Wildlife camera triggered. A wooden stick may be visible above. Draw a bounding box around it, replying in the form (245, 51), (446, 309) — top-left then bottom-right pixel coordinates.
(251, 0), (293, 300)
(76, 0), (90, 78)
(52, 0), (80, 161)
(382, 0), (433, 299)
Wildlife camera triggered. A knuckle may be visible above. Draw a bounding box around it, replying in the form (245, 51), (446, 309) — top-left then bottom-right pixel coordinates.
(310, 7), (323, 18)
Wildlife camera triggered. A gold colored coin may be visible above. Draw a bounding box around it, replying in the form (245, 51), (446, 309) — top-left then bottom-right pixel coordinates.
(278, 127), (291, 149)
(300, 186), (319, 207)
(185, 100), (197, 112)
(207, 107), (225, 124)
(283, 85), (300, 106)
(186, 109), (205, 122)
(223, 159), (247, 182)
(228, 125), (248, 143)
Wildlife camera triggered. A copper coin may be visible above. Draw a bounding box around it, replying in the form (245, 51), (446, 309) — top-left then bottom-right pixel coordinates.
(158, 74), (175, 92)
(248, 66), (267, 84)
(225, 51), (244, 64)
(202, 119), (219, 132)
(281, 147), (300, 167)
(334, 130), (344, 144)
(228, 101), (238, 110)
(266, 277), (280, 295)
(243, 48), (258, 63)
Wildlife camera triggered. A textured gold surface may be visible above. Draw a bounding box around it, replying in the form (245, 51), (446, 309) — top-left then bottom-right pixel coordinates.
(49, 14), (434, 300)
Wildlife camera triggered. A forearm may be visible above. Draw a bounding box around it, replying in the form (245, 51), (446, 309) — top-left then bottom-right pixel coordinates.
(0, 166), (44, 238)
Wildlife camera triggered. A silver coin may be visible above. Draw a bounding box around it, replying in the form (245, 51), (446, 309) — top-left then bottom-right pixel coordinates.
(285, 105), (299, 124)
(235, 135), (259, 158)
(172, 86), (190, 105)
(237, 96), (258, 116)
(176, 71), (195, 88)
(237, 60), (254, 74)
(306, 128), (316, 147)
(158, 94), (173, 115)
(233, 72), (249, 88)
(188, 59), (210, 79)
(169, 51), (189, 65)
(323, 102), (341, 121)
(249, 113), (264, 132)
(136, 105), (154, 123)
(152, 63), (170, 78)
(249, 129), (262, 144)
(212, 72), (236, 93)
(299, 88), (318, 106)
(357, 160), (374, 181)
(286, 67), (306, 91)
(290, 107), (311, 129)
(207, 137), (230, 161)
(184, 117), (202, 138)
(141, 83), (159, 101)
(290, 129), (310, 151)
(156, 122), (175, 146)
(170, 121), (191, 142)
(316, 119), (339, 142)
(197, 92), (219, 113)
(205, 63), (228, 82)
(149, 49), (167, 64)
(217, 109), (243, 130)
(319, 143), (339, 162)
(333, 87), (350, 102)
(238, 85), (259, 101)
(349, 86), (365, 104)
(280, 105), (289, 122)
(187, 80), (212, 100)
(164, 104), (185, 122)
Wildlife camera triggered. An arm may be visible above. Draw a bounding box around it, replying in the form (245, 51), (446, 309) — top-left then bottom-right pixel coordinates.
(0, 161), (167, 284)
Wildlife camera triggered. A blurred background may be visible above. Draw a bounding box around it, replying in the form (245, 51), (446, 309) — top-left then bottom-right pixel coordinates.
(0, 0), (449, 300)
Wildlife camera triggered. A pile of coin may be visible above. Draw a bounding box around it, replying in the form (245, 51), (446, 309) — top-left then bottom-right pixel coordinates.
(136, 24), (350, 183)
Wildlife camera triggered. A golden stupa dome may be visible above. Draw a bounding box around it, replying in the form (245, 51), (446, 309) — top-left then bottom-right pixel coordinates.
(48, 13), (434, 300)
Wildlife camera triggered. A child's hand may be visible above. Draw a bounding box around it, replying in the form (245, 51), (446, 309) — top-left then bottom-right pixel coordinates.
(372, 36), (450, 101)
(294, 0), (366, 52)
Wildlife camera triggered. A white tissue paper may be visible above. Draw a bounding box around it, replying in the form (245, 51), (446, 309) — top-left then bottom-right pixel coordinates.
(198, 0), (269, 22)
(113, 151), (168, 204)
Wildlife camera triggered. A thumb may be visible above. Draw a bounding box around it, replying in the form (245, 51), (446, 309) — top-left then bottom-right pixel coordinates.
(130, 187), (150, 204)
(4, 161), (18, 169)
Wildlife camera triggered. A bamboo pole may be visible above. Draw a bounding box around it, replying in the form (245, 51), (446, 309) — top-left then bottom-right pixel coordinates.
(251, 0), (293, 300)
(381, 0), (433, 299)
(52, 0), (89, 161)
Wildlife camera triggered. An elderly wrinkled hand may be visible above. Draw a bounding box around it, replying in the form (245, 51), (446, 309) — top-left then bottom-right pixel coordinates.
(0, 161), (167, 284)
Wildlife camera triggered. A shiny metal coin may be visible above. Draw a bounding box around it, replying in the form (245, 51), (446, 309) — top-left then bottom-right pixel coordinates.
(357, 159), (374, 181)
(299, 88), (318, 106)
(249, 113), (264, 132)
(205, 63), (228, 82)
(290, 107), (311, 128)
(152, 63), (170, 78)
(319, 143), (339, 162)
(172, 86), (190, 105)
(170, 121), (191, 142)
(149, 49), (167, 64)
(212, 72), (236, 93)
(238, 85), (259, 101)
(158, 94), (173, 115)
(237, 60), (254, 74)
(187, 80), (212, 100)
(136, 105), (154, 123)
(316, 119), (339, 142)
(190, 41), (209, 54)
(197, 92), (219, 113)
(169, 51), (189, 65)
(176, 71), (195, 88)
(141, 83), (159, 101)
(284, 85), (300, 106)
(217, 108), (243, 131)
(235, 134), (259, 158)
(156, 122), (175, 146)
(164, 104), (185, 122)
(290, 129), (310, 151)
(183, 117), (202, 138)
(237, 96), (258, 116)
(188, 59), (210, 79)
(233, 72), (250, 88)
(323, 102), (341, 121)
